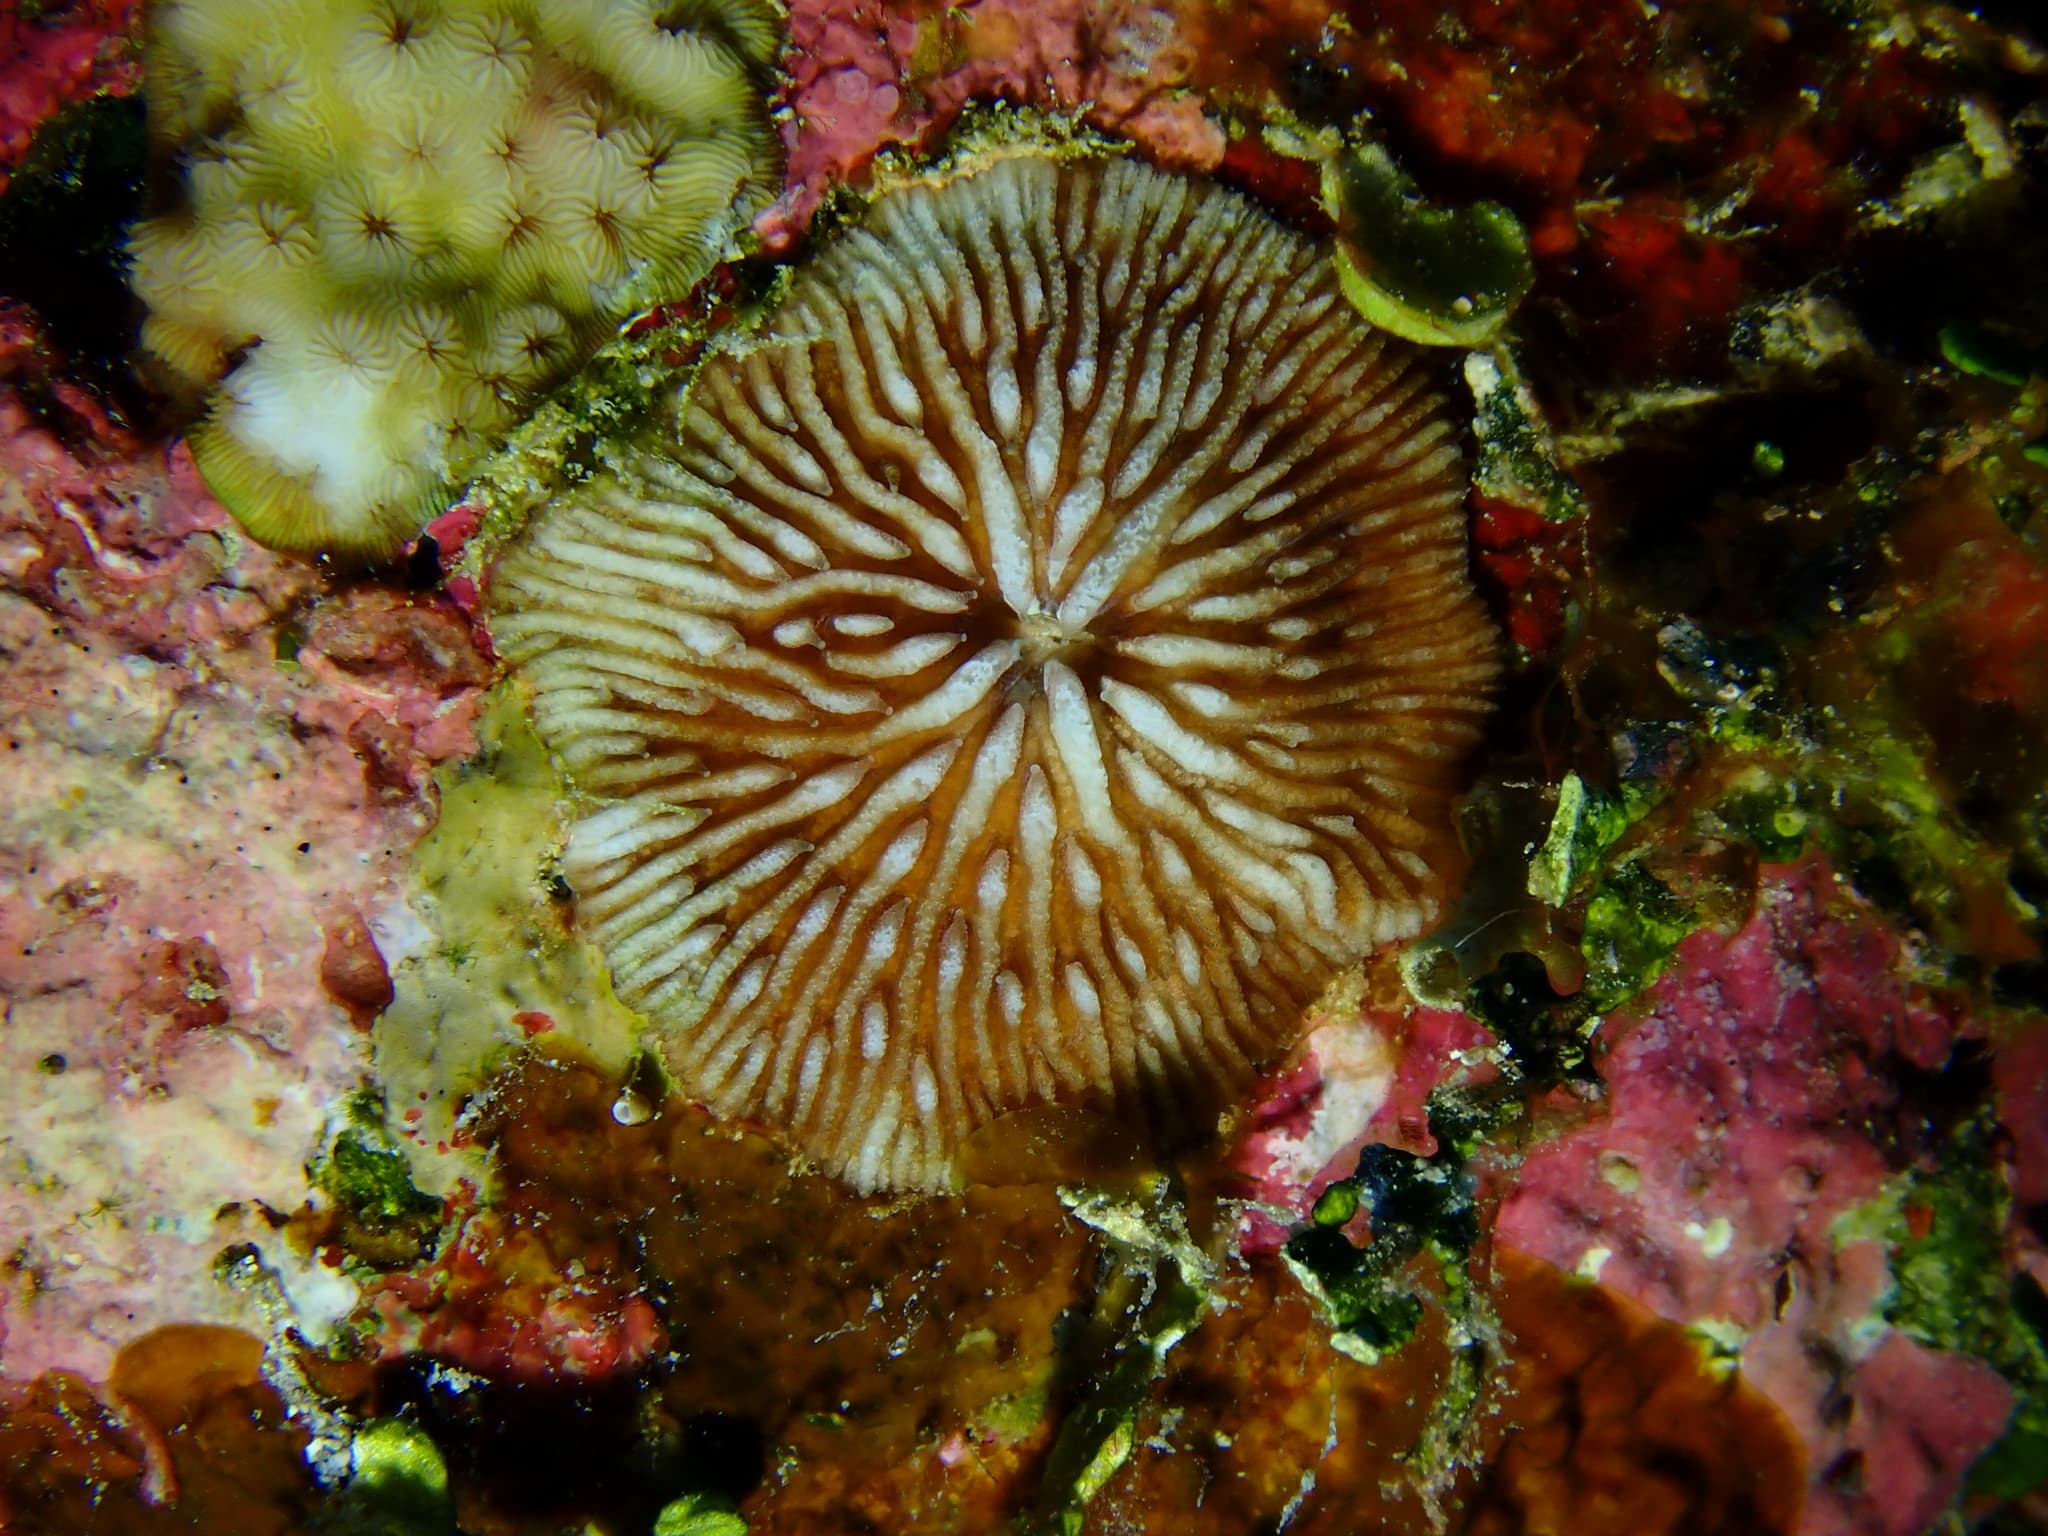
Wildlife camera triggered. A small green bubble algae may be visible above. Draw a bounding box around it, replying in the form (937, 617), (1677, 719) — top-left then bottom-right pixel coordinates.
(1939, 321), (2039, 388)
(1311, 1180), (1362, 1228)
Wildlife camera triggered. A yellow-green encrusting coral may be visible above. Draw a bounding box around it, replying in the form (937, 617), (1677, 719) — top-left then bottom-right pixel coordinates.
(130, 0), (782, 560)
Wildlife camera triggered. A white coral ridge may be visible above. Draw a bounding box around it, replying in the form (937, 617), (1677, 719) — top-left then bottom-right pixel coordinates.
(131, 0), (781, 559)
(493, 152), (1499, 1194)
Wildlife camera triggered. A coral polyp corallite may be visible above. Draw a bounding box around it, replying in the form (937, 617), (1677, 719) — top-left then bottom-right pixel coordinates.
(130, 0), (782, 561)
(491, 151), (1501, 1193)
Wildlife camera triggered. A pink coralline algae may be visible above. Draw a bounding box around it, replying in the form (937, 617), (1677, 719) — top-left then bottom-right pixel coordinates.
(1830, 1331), (2017, 1536)
(1496, 859), (2012, 1536)
(361, 1205), (666, 1386)
(0, 0), (139, 194)
(0, 365), (488, 1380)
(1999, 1021), (2048, 1216)
(1996, 1018), (2048, 1324)
(770, 0), (1223, 242)
(1232, 1004), (1494, 1252)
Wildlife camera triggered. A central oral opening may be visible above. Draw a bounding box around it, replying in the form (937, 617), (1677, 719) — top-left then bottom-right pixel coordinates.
(1015, 609), (1091, 670)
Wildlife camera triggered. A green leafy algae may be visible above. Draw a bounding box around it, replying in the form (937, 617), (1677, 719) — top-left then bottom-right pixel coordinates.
(1519, 761), (1715, 1022)
(1322, 142), (1534, 348)
(1580, 860), (1703, 1012)
(318, 1133), (437, 1228)
(311, 1093), (441, 1264)
(1025, 1182), (1212, 1536)
(1527, 772), (1632, 907)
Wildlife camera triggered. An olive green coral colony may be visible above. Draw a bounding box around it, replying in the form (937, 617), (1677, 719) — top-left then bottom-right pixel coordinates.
(129, 0), (779, 559)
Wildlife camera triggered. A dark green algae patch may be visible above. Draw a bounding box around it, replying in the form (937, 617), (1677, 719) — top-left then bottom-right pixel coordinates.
(1874, 1115), (2048, 1502)
(1321, 140), (1535, 349)
(311, 1090), (445, 1270)
(1286, 1122), (1482, 1368)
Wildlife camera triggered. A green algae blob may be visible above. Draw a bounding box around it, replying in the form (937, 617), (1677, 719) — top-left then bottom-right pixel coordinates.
(653, 1492), (748, 1536)
(370, 686), (644, 1187)
(1323, 142), (1534, 348)
(346, 1418), (454, 1535)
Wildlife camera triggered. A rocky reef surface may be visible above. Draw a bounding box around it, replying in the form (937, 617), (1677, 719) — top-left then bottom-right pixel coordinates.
(1, 1), (2045, 1533)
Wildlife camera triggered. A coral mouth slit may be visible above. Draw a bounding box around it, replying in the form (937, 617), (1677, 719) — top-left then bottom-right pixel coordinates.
(491, 151), (1500, 1193)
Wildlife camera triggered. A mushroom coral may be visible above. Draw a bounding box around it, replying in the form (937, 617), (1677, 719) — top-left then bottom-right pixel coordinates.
(127, 0), (781, 561)
(490, 151), (1500, 1192)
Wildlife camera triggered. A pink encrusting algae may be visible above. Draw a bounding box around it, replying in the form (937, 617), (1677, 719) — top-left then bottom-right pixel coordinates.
(1228, 855), (2035, 1534)
(767, 0), (1223, 244)
(0, 362), (488, 1380)
(0, 0), (140, 195)
(361, 1200), (668, 1386)
(1231, 1003), (1494, 1252)
(1497, 859), (2015, 1536)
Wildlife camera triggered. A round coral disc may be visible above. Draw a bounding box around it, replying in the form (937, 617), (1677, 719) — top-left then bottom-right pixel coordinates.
(491, 151), (1499, 1192)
